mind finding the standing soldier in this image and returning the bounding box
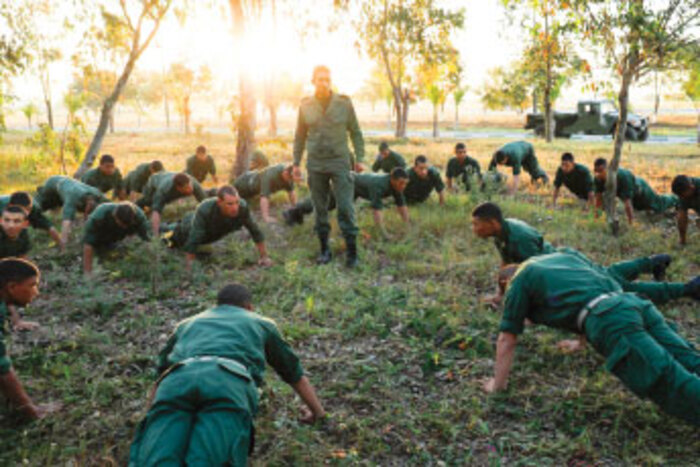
[185,145,218,185]
[293,65,365,267]
[552,152,594,210]
[446,142,481,192]
[81,154,127,200]
[372,142,406,173]
[129,283,326,465]
[488,140,549,194]
[233,163,298,223]
[671,175,699,245]
[404,155,445,205]
[124,160,165,200]
[0,192,63,250]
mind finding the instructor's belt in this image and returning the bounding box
[576,292,620,332]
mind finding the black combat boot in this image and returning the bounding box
[345,236,358,268]
[316,234,332,264]
[684,276,700,301]
[283,207,304,226]
[650,254,672,281]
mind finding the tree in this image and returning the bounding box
[359,65,394,129]
[74,0,173,178]
[36,48,62,130]
[481,65,532,113]
[357,0,465,138]
[21,102,37,129]
[682,56,700,145]
[166,63,194,134]
[418,50,459,138]
[567,0,700,235]
[261,71,303,137]
[0,2,33,138]
[72,66,117,130]
[123,70,165,128]
[450,65,466,130]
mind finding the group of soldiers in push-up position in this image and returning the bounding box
[0,65,698,465]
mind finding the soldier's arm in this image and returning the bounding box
[292,107,308,167]
[347,101,365,164]
[209,158,218,184]
[484,332,518,393]
[471,159,482,177]
[136,210,151,242]
[552,187,560,206]
[287,190,297,206]
[259,174,275,223]
[193,181,206,202]
[510,174,520,195]
[83,244,94,275]
[624,199,634,224]
[395,193,409,223]
[487,155,498,171]
[372,157,381,172]
[60,220,72,246]
[677,208,689,245]
[242,210,271,264]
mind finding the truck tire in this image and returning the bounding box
[638,128,649,141]
[624,126,639,141]
[534,125,545,137]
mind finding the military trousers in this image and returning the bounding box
[632,178,679,213]
[607,257,685,305]
[584,293,700,426]
[308,169,357,238]
[522,155,549,183]
[129,358,258,466]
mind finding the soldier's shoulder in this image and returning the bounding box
[428,166,442,175]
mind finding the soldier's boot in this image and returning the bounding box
[283,207,305,226]
[684,276,700,301]
[651,254,672,281]
[345,236,358,268]
[316,234,332,265]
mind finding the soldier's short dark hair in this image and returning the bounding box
[561,153,574,162]
[672,175,693,196]
[114,203,138,226]
[455,142,466,151]
[150,160,164,172]
[379,142,389,151]
[8,191,32,209]
[2,205,27,218]
[217,283,252,307]
[390,167,409,180]
[196,145,206,154]
[312,65,330,80]
[594,158,607,169]
[99,154,115,165]
[174,173,191,187]
[494,151,507,164]
[472,202,504,224]
[0,258,39,288]
[414,155,428,165]
[217,185,238,199]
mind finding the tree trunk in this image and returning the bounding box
[454,103,459,131]
[232,73,256,178]
[532,90,538,114]
[44,99,54,130]
[268,103,277,136]
[696,109,699,145]
[184,95,191,135]
[109,113,115,133]
[544,5,553,143]
[164,90,170,129]
[432,103,438,138]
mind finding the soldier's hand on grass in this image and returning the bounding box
[482,378,499,394]
[292,166,302,180]
[33,401,63,420]
[258,256,273,267]
[354,163,365,173]
[264,216,278,224]
[557,339,585,353]
[14,320,40,332]
[299,406,317,424]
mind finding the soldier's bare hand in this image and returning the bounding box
[354,163,365,173]
[35,401,63,419]
[557,339,585,353]
[258,256,273,267]
[14,320,40,332]
[299,406,316,424]
[292,166,302,180]
[482,378,497,393]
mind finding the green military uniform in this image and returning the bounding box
[404,167,445,204]
[595,168,678,213]
[0,302,12,376]
[605,256,686,305]
[80,167,124,196]
[446,155,481,190]
[293,92,365,240]
[0,228,30,258]
[372,150,406,173]
[36,176,108,221]
[129,304,304,465]
[0,195,53,231]
[136,172,206,214]
[164,198,264,254]
[488,141,548,183]
[495,218,555,264]
[249,149,269,171]
[124,163,157,195]
[554,163,593,200]
[502,251,700,426]
[678,177,700,214]
[233,164,294,200]
[185,155,217,183]
[82,203,150,250]
[594,167,636,203]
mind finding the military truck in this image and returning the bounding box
[525,100,650,141]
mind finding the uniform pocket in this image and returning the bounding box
[605,335,665,397]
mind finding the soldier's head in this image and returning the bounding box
[150,160,165,174]
[1,206,29,240]
[672,175,696,200]
[216,185,240,218]
[560,153,575,174]
[593,158,608,181]
[0,258,40,307]
[471,202,504,239]
[195,145,207,161]
[312,65,331,97]
[99,154,116,176]
[390,167,409,192]
[113,202,139,228]
[498,264,519,295]
[281,165,296,183]
[413,155,430,179]
[455,142,467,160]
[494,150,508,165]
[250,149,269,171]
[8,191,33,213]
[174,173,193,195]
[379,142,390,158]
[217,283,253,310]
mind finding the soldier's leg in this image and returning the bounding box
[607,257,653,281]
[331,170,359,266]
[621,281,686,305]
[308,171,332,238]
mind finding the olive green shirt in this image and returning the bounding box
[37,176,108,221]
[0,228,30,258]
[446,156,482,190]
[554,163,594,200]
[173,198,264,254]
[157,304,304,387]
[293,92,365,172]
[594,167,636,201]
[124,163,157,194]
[0,302,11,374]
[679,177,700,213]
[404,167,445,204]
[495,218,555,264]
[185,155,217,183]
[82,203,150,249]
[0,195,53,231]
[137,172,206,214]
[81,167,124,195]
[372,150,406,173]
[488,141,535,176]
[354,173,406,210]
[501,251,622,336]
[234,164,294,199]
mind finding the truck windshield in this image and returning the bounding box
[600,101,617,114]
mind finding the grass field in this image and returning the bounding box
[0,129,698,465]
